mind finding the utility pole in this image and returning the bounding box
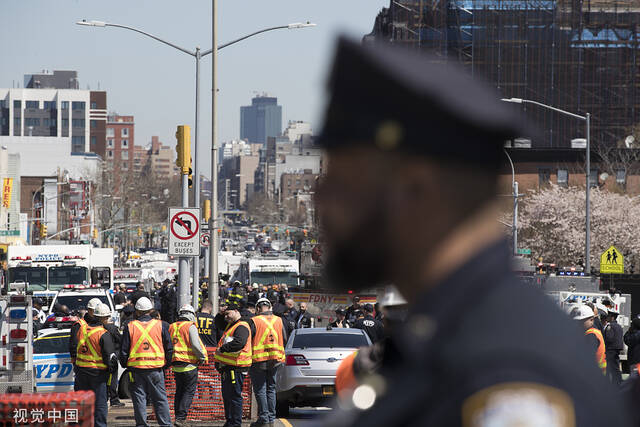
[176,125,192,308]
[209,0,219,314]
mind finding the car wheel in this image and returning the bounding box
[276,400,289,418]
[118,369,131,399]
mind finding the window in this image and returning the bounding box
[13,100,21,109]
[122,162,128,170]
[557,169,568,187]
[107,150,113,158]
[72,136,85,150]
[616,169,627,185]
[90,101,97,109]
[72,101,85,110]
[107,139,114,148]
[121,128,129,137]
[90,120,97,129]
[43,118,56,127]
[72,119,85,127]
[61,118,69,128]
[13,118,20,129]
[61,101,69,109]
[25,101,39,109]
[24,118,40,126]
[122,139,128,148]
[106,127,114,137]
[43,101,56,110]
[121,151,129,160]
[589,169,598,188]
[291,332,369,349]
[538,168,551,186]
[90,136,97,147]
[34,331,69,354]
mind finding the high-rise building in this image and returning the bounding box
[367,0,640,148]
[106,113,135,179]
[240,95,282,145]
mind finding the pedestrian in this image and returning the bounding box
[571,305,607,374]
[294,302,312,329]
[73,303,118,427]
[345,296,361,324]
[151,281,162,311]
[101,310,124,408]
[249,298,287,427]
[316,38,629,426]
[113,284,127,306]
[604,307,624,385]
[373,303,383,322]
[624,317,640,373]
[215,300,229,340]
[129,282,149,306]
[215,302,252,427]
[119,297,173,427]
[170,304,208,427]
[196,299,219,348]
[281,298,298,333]
[160,280,178,324]
[32,298,47,324]
[353,304,384,343]
[330,308,351,328]
[69,298,102,357]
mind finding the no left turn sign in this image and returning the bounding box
[168,207,201,256]
[201,232,210,247]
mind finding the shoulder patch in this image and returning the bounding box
[462,382,575,427]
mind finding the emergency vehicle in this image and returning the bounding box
[33,328,74,392]
[0,294,34,393]
[6,245,114,309]
[237,255,300,287]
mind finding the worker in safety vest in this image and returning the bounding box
[169,304,208,427]
[571,304,607,374]
[248,298,288,427]
[214,302,252,427]
[69,297,102,361]
[74,303,117,427]
[119,297,173,427]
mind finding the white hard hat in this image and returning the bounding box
[570,305,594,321]
[135,297,153,311]
[87,298,102,311]
[179,304,195,315]
[596,303,609,316]
[252,283,259,289]
[608,306,620,315]
[255,298,272,309]
[94,303,112,317]
[377,285,407,308]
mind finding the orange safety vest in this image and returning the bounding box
[214,320,252,367]
[127,319,165,369]
[335,350,358,397]
[76,323,107,370]
[251,314,285,363]
[169,320,208,364]
[586,327,607,374]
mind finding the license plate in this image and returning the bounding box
[322,385,335,396]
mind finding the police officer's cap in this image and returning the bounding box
[318,37,522,169]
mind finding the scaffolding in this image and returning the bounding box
[376,0,640,148]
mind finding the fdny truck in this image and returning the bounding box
[5,245,114,310]
[0,294,34,393]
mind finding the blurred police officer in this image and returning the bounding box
[214,302,252,427]
[353,304,384,344]
[74,303,118,427]
[170,304,208,427]
[316,38,631,426]
[120,297,173,427]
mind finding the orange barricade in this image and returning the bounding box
[163,349,252,422]
[0,390,94,426]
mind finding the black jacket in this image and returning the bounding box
[196,312,218,347]
[322,241,631,427]
[604,320,624,351]
[625,329,640,365]
[295,311,312,329]
[119,314,173,370]
[353,315,384,344]
[103,322,122,353]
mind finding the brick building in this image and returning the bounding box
[280,170,318,202]
[105,114,134,182]
[133,136,178,181]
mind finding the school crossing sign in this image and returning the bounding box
[600,245,624,274]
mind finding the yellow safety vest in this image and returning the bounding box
[252,314,285,362]
[214,321,252,367]
[127,319,165,369]
[170,320,208,369]
[76,323,107,370]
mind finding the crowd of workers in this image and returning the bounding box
[63,278,388,427]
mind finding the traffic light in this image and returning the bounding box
[40,224,47,238]
[147,227,153,234]
[188,163,193,188]
[92,228,98,239]
[161,225,167,232]
[175,125,191,175]
[303,229,308,237]
[203,200,211,222]
[137,227,142,237]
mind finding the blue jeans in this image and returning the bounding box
[74,369,108,427]
[221,369,245,427]
[130,369,172,427]
[250,366,277,423]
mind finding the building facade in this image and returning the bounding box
[280,170,318,202]
[133,136,179,181]
[106,114,135,178]
[240,95,282,145]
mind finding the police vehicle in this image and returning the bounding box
[47,288,119,328]
[33,328,74,392]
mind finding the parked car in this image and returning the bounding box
[276,327,371,416]
[33,328,74,392]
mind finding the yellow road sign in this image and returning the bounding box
[600,246,624,274]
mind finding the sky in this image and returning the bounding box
[0,0,388,179]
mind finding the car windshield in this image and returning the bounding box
[251,272,298,287]
[8,267,47,292]
[292,333,369,349]
[55,295,108,314]
[34,332,70,354]
[48,266,88,290]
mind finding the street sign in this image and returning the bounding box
[517,248,531,255]
[168,207,201,257]
[600,245,624,274]
[0,230,19,236]
[200,232,210,247]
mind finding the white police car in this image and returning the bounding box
[33,328,74,392]
[47,288,119,328]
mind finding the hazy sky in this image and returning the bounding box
[0,0,388,178]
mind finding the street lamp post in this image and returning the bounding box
[77,18,316,307]
[501,98,591,273]
[503,149,519,256]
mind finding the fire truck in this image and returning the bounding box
[0,293,34,393]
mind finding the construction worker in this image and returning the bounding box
[74,303,118,427]
[249,298,288,427]
[214,302,252,427]
[69,297,102,358]
[571,304,607,374]
[119,296,173,427]
[170,304,208,427]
